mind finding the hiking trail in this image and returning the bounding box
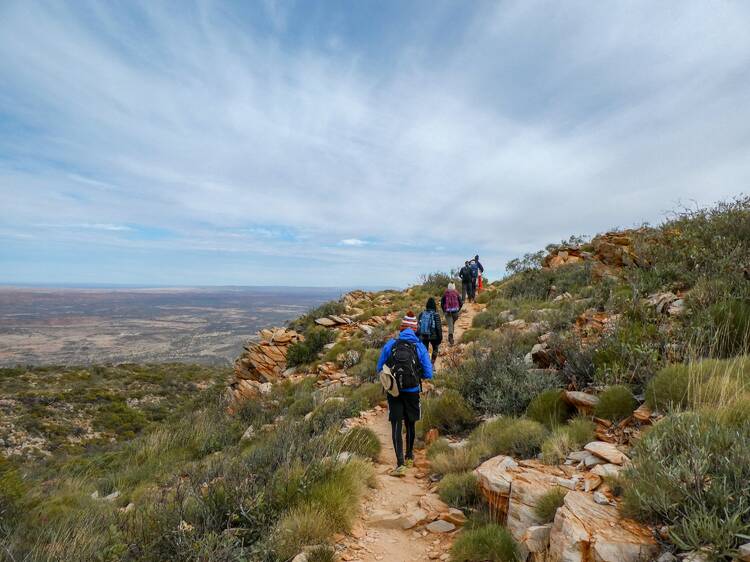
[338,302,481,562]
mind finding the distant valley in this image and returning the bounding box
[0,286,344,366]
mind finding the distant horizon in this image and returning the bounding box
[0,282,394,291]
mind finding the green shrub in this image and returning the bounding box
[594,385,637,422]
[334,427,381,461]
[622,411,750,557]
[526,390,572,428]
[471,418,547,459]
[438,471,481,510]
[534,487,567,523]
[644,363,690,410]
[566,416,596,446]
[452,347,562,416]
[419,271,456,295]
[348,382,384,412]
[645,356,750,412]
[472,310,503,330]
[271,504,335,560]
[431,447,481,476]
[306,459,372,531]
[349,348,381,379]
[421,390,475,434]
[540,417,595,465]
[288,395,315,417]
[450,523,519,562]
[709,299,750,358]
[427,437,452,460]
[92,401,148,439]
[286,327,336,367]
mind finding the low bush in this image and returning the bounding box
[287,326,336,367]
[533,487,567,523]
[540,417,595,464]
[290,300,347,331]
[450,523,519,562]
[421,390,475,434]
[271,504,335,560]
[333,427,381,461]
[419,271,456,295]
[645,356,750,412]
[622,411,750,557]
[348,383,384,413]
[708,298,750,358]
[427,438,452,460]
[471,418,547,460]
[526,390,572,428]
[349,348,381,380]
[594,385,637,422]
[438,471,481,510]
[306,459,373,532]
[452,347,562,416]
[431,447,481,476]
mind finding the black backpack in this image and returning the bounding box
[386,340,421,390]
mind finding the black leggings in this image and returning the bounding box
[391,419,416,466]
[421,337,440,363]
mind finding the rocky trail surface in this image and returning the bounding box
[336,304,480,562]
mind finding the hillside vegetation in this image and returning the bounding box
[1,197,749,561]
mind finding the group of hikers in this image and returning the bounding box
[377,255,484,477]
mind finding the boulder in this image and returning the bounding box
[548,491,657,562]
[591,464,622,479]
[564,391,599,414]
[584,442,629,465]
[315,317,337,327]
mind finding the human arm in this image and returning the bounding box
[416,341,433,380]
[376,340,395,371]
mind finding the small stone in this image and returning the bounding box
[737,543,750,562]
[656,553,678,562]
[593,491,612,505]
[440,508,467,527]
[240,425,255,441]
[426,520,455,533]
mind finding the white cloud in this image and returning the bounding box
[339,238,369,247]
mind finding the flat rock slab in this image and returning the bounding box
[564,391,599,410]
[315,317,337,327]
[426,520,455,533]
[585,441,628,465]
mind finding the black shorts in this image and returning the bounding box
[387,392,421,423]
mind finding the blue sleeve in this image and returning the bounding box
[416,341,433,380]
[377,340,395,371]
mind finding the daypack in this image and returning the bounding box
[470,261,479,278]
[444,290,460,312]
[386,340,421,390]
[418,310,437,339]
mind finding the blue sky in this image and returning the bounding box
[1,1,750,287]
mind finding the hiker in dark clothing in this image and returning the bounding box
[459,261,473,302]
[441,282,463,345]
[377,312,433,477]
[470,255,484,301]
[417,297,442,363]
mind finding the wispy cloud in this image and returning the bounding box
[1,1,749,285]
[339,239,370,247]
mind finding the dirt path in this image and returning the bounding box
[337,303,481,562]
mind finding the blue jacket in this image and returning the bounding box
[377,328,433,393]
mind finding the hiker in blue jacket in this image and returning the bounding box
[377,311,433,477]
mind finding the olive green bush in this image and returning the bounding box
[533,487,567,523]
[450,523,519,562]
[526,390,573,428]
[594,385,637,422]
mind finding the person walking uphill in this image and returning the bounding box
[417,298,442,364]
[459,261,473,303]
[377,312,433,477]
[441,282,463,345]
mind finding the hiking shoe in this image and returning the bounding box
[404,458,414,468]
[390,465,408,477]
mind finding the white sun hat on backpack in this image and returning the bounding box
[379,364,399,397]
